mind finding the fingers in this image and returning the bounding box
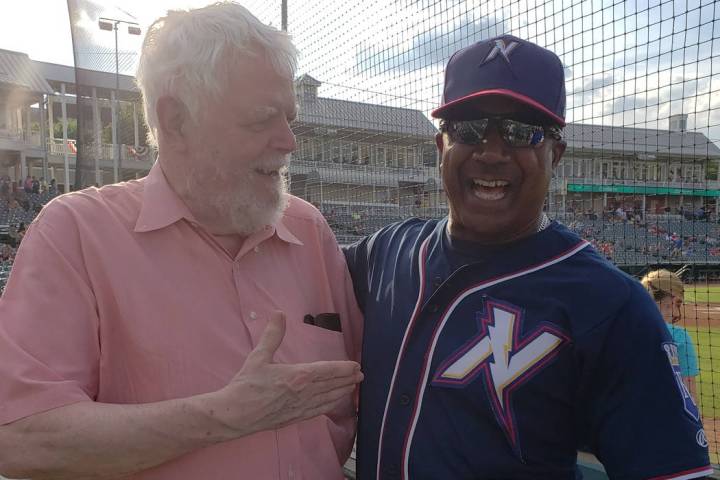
[301,360,361,381]
[310,369,364,394]
[245,310,286,368]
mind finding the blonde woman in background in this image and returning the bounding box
[641,269,700,401]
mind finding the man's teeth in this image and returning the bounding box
[471,178,509,200]
[472,179,509,187]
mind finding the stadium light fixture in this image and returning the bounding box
[98,17,141,184]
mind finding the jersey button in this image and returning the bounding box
[399,394,411,406]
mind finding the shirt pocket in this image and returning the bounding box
[281,319,350,363]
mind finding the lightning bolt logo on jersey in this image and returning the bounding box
[432,299,570,452]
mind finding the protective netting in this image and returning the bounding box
[292,2,720,464]
[1,0,720,467]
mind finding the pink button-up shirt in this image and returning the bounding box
[0,163,363,479]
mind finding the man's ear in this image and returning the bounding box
[435,132,444,154]
[156,96,190,151]
[551,140,566,168]
[435,132,445,173]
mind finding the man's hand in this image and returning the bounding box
[208,311,363,438]
[0,311,361,480]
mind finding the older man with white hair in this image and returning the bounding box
[0,3,363,479]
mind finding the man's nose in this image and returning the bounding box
[270,120,297,153]
[471,124,510,161]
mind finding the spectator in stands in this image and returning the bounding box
[39,177,47,194]
[23,175,32,194]
[0,4,362,480]
[13,184,27,210]
[0,244,12,262]
[0,176,9,199]
[30,176,39,194]
[48,178,57,195]
[615,205,626,222]
[641,269,700,403]
[344,35,710,478]
[14,223,25,244]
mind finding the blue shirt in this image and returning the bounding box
[667,324,700,377]
[345,218,710,480]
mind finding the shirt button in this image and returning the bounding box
[399,394,411,406]
[253,246,260,253]
[249,311,257,320]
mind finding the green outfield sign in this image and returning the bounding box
[567,184,720,197]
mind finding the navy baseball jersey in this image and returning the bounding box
[344,218,711,480]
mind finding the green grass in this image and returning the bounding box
[689,326,720,418]
[686,326,720,463]
[684,285,720,303]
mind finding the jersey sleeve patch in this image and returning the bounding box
[663,342,700,422]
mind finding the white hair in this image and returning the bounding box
[136,1,298,146]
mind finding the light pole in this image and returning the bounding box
[99,17,141,184]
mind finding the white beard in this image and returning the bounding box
[223,169,289,235]
[180,155,290,236]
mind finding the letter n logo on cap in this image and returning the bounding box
[482,39,520,65]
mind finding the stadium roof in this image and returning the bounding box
[564,123,720,158]
[0,49,53,95]
[34,60,138,94]
[295,75,437,138]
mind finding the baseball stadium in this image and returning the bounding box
[2,0,720,478]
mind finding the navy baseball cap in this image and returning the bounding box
[432,35,566,126]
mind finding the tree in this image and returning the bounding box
[102,103,148,146]
[53,118,77,140]
[706,160,718,181]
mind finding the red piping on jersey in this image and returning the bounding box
[375,235,431,480]
[646,465,714,480]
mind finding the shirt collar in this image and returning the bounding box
[273,215,304,246]
[134,161,197,233]
[135,162,304,247]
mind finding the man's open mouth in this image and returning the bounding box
[254,166,286,178]
[470,178,510,201]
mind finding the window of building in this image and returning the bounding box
[310,138,322,162]
[328,141,341,163]
[375,146,387,167]
[406,147,417,168]
[0,102,7,130]
[341,142,353,164]
[636,164,647,181]
[694,164,703,182]
[397,147,407,168]
[386,146,398,168]
[358,143,370,165]
[296,137,310,161]
[422,145,436,167]
[612,161,624,180]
